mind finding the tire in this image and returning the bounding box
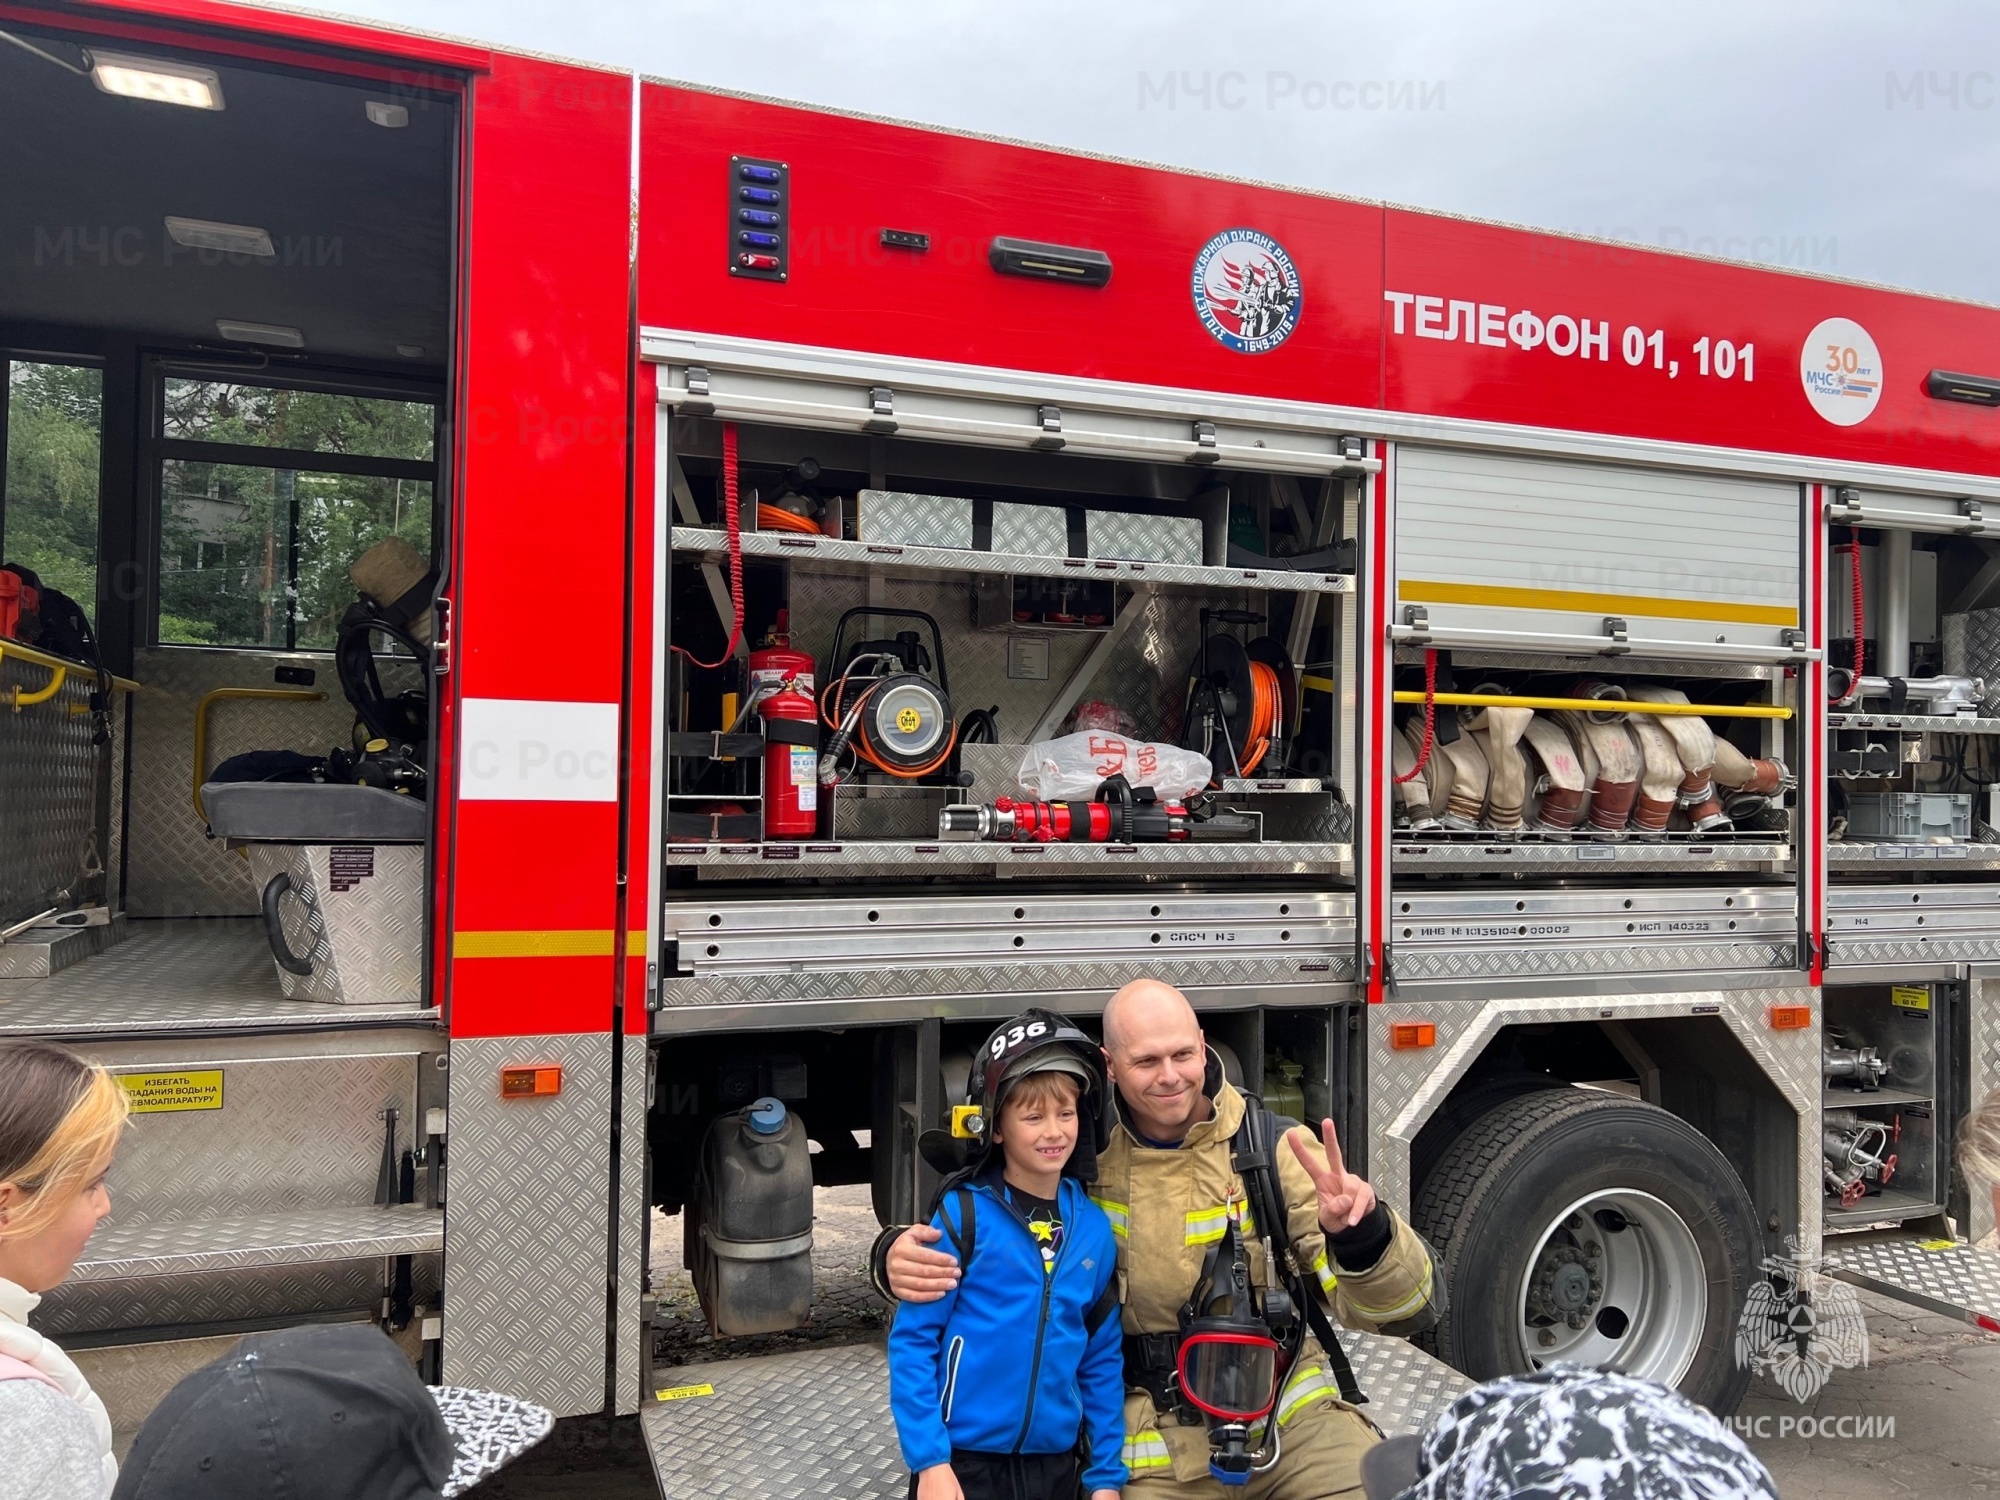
[1412,1087,1758,1413]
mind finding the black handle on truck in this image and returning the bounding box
[261,872,315,976]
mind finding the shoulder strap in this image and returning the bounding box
[1085,1278,1119,1336]
[1231,1102,1366,1407]
[939,1184,977,1270]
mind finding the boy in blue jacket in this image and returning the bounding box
[889,1011,1125,1500]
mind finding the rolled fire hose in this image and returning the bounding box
[1468,690,1534,831]
[1403,718,1454,824]
[1559,682,1641,833]
[1628,686,1731,831]
[1392,724,1441,831]
[1628,715,1687,837]
[1711,737,1795,797]
[1520,715,1589,831]
[1436,727,1490,831]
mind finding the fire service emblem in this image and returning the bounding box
[1192,229,1302,354]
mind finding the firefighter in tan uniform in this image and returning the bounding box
[884,979,1441,1499]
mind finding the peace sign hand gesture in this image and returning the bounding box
[1287,1117,1378,1234]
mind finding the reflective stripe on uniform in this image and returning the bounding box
[1092,1198,1130,1238]
[1123,1430,1172,1469]
[1275,1363,1333,1426]
[1308,1248,1337,1293]
[1341,1264,1434,1325]
[1183,1200,1257,1246]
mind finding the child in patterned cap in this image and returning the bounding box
[1360,1366,1778,1499]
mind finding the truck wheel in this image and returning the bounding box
[1412,1087,1757,1412]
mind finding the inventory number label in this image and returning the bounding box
[117,1070,223,1114]
[1413,924,1572,939]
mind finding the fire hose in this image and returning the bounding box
[1520,716,1589,831]
[1628,715,1686,836]
[1467,687,1533,831]
[1628,687,1730,831]
[1559,682,1641,833]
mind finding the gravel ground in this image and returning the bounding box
[471,1188,2000,1498]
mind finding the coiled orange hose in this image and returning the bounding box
[1395,649,1438,784]
[1240,658,1280,776]
[756,504,823,535]
[820,673,960,780]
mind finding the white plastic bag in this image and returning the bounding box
[1017,733,1212,800]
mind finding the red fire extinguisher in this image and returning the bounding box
[760,678,820,839]
[749,610,814,701]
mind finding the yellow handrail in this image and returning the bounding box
[1393,690,1790,721]
[0,638,140,694]
[192,687,329,821]
[10,661,64,711]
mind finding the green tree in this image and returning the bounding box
[4,361,102,612]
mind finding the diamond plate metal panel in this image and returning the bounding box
[854,489,974,549]
[125,647,416,918]
[35,1256,439,1338]
[241,844,424,1005]
[1392,943,1795,981]
[445,1031,615,1418]
[616,1030,649,1416]
[656,954,1354,1014]
[71,1334,256,1443]
[0,917,433,1036]
[1826,884,2000,966]
[1367,987,1822,1257]
[1941,607,2000,712]
[83,1045,421,1221]
[642,1334,1467,1500]
[69,1205,440,1281]
[671,840,1353,881]
[0,648,112,926]
[675,528,1348,599]
[1823,1235,2000,1329]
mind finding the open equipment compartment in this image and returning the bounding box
[658,409,1364,887]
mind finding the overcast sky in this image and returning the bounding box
[324,0,1999,306]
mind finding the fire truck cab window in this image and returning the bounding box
[154,378,437,651]
[1,359,103,623]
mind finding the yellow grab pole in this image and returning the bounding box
[1392,690,1790,721]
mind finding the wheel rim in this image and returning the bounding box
[1514,1188,1707,1387]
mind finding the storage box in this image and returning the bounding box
[856,489,974,550]
[1087,508,1203,565]
[990,501,1069,558]
[1844,792,1971,841]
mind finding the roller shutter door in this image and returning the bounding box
[1395,446,1802,657]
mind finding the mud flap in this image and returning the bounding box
[1822,1231,2000,1336]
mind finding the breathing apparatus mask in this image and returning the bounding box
[1176,1213,1300,1485]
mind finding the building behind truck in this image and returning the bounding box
[1,1,1998,1493]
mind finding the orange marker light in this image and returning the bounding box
[1391,1021,1436,1051]
[500,1065,563,1098]
[1768,1006,1813,1032]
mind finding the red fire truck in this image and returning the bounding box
[3,1,1998,1491]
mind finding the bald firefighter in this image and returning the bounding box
[880,980,1442,1498]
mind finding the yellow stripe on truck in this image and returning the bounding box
[453,929,650,958]
[1397,578,1798,628]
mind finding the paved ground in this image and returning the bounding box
[472,1188,2000,1498]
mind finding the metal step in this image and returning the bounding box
[70,1205,441,1283]
[0,915,126,980]
[1822,1231,2000,1335]
[641,1334,1471,1500]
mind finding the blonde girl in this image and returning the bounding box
[0,1041,129,1499]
